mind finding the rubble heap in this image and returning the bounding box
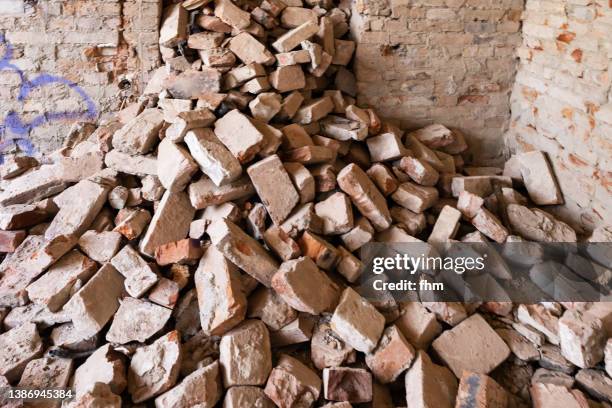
[0,0,611,407]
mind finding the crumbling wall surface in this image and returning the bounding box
[350,0,524,165]
[506,0,612,232]
[0,0,161,153]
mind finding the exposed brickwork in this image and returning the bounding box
[506,0,612,232]
[0,0,161,152]
[350,0,524,165]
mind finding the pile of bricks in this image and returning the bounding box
[0,0,611,407]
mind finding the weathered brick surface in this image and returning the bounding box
[0,0,161,152]
[351,0,523,164]
[506,0,612,232]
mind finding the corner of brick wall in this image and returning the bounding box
[0,0,161,153]
[350,0,524,166]
[506,0,611,233]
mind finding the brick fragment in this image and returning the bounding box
[410,124,455,148]
[139,190,195,257]
[507,204,577,243]
[64,264,125,337]
[195,246,247,335]
[457,190,484,219]
[229,32,275,65]
[0,202,53,230]
[336,246,363,282]
[272,20,319,52]
[165,108,217,141]
[398,156,440,186]
[332,39,355,65]
[111,244,158,298]
[365,325,415,383]
[215,109,265,164]
[224,386,275,408]
[148,278,180,309]
[154,239,202,266]
[0,154,103,207]
[164,69,222,99]
[45,178,112,240]
[189,176,255,209]
[390,206,426,236]
[340,217,374,252]
[65,383,121,407]
[338,164,391,231]
[531,383,589,408]
[323,367,372,403]
[263,225,301,261]
[128,331,181,403]
[112,109,163,155]
[157,138,199,192]
[281,6,317,27]
[184,128,242,187]
[74,344,126,396]
[248,286,297,330]
[0,234,77,306]
[331,287,385,353]
[366,164,398,196]
[559,309,607,368]
[366,133,405,162]
[159,3,188,47]
[106,298,171,344]
[215,0,251,29]
[208,219,279,287]
[428,205,461,243]
[247,155,300,224]
[0,229,26,252]
[0,323,43,382]
[278,91,304,120]
[264,354,321,406]
[282,145,335,164]
[321,115,368,141]
[518,304,561,347]
[0,155,38,180]
[315,192,354,235]
[298,231,339,271]
[404,351,458,408]
[249,92,282,122]
[269,65,306,92]
[471,207,508,243]
[432,313,510,377]
[155,361,221,408]
[496,329,540,361]
[284,162,315,204]
[276,49,311,65]
[113,208,151,240]
[455,372,509,408]
[26,250,97,312]
[293,97,334,124]
[104,150,157,177]
[219,319,272,386]
[17,356,73,404]
[311,316,354,369]
[391,182,439,213]
[517,151,563,205]
[270,315,315,347]
[272,256,339,315]
[394,301,442,349]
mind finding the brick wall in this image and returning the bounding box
[350,0,524,165]
[506,0,611,233]
[0,0,161,153]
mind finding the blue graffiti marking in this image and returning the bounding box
[0,33,98,163]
